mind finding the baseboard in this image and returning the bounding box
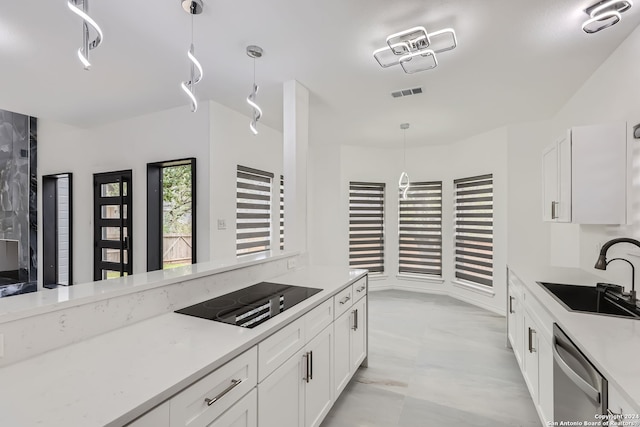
[368,283,394,291]
[394,282,448,295]
[450,291,504,316]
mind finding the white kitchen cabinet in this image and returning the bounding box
[542,131,571,222]
[333,280,368,397]
[350,296,367,372]
[523,310,539,401]
[507,276,524,369]
[542,122,627,224]
[304,325,334,427]
[258,324,333,427]
[507,269,554,427]
[209,389,257,427]
[170,347,257,427]
[258,347,305,427]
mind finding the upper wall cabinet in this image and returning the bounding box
[542,122,627,224]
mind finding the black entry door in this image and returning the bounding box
[93,170,132,281]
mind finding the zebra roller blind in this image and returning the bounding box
[279,175,284,251]
[398,181,442,276]
[454,174,494,287]
[349,182,385,274]
[236,165,274,256]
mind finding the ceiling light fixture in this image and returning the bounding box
[67,0,103,70]
[373,26,457,74]
[399,123,410,200]
[246,45,264,135]
[180,0,204,113]
[582,0,633,33]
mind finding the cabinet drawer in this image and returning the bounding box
[258,317,305,382]
[334,286,353,319]
[208,388,257,427]
[352,277,367,302]
[170,346,257,427]
[305,299,333,342]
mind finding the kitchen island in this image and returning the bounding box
[0,262,367,427]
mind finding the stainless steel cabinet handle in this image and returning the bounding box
[339,295,351,305]
[552,337,601,404]
[352,309,358,331]
[509,296,515,314]
[309,351,313,381]
[304,352,311,383]
[551,201,558,219]
[528,327,537,353]
[204,378,243,406]
[356,285,366,293]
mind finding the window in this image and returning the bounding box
[237,165,274,256]
[398,181,442,276]
[147,158,196,272]
[279,175,284,251]
[349,182,385,274]
[454,174,494,287]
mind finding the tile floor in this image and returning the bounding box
[321,290,541,427]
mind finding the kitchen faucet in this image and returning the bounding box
[594,238,639,305]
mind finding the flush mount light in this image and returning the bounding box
[246,45,264,135]
[180,0,204,112]
[67,0,103,70]
[373,26,457,74]
[582,0,633,33]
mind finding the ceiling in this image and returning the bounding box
[0,0,638,147]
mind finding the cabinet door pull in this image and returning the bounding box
[551,201,558,219]
[339,295,351,305]
[352,309,358,331]
[304,352,311,383]
[309,351,313,381]
[204,378,243,406]
[356,284,366,293]
[528,327,537,353]
[509,296,515,314]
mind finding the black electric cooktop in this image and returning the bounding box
[175,282,322,328]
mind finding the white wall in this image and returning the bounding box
[209,101,284,260]
[309,127,509,314]
[39,100,284,285]
[549,24,640,289]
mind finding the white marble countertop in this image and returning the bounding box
[0,251,297,323]
[509,263,640,413]
[0,266,366,427]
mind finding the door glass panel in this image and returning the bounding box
[101,205,127,219]
[103,270,128,280]
[101,227,127,241]
[102,248,126,263]
[162,164,193,269]
[101,183,121,197]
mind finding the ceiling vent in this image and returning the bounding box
[391,87,423,98]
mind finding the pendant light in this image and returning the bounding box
[180,0,204,113]
[399,123,410,200]
[246,45,264,135]
[67,0,103,70]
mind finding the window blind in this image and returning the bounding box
[398,181,442,276]
[236,165,274,256]
[279,175,284,251]
[349,182,385,274]
[454,173,494,287]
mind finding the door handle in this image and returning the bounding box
[552,337,601,404]
[123,236,130,250]
[309,350,313,381]
[352,309,358,331]
[551,201,557,219]
[509,296,515,314]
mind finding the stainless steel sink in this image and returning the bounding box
[538,282,640,319]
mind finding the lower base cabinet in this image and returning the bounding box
[334,294,367,397]
[210,389,257,427]
[258,324,334,427]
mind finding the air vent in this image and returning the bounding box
[391,87,423,98]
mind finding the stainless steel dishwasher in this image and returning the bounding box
[553,323,608,423]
